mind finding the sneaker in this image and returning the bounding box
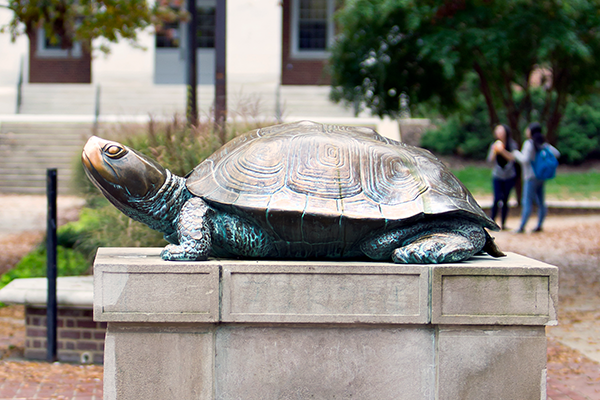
[532,227,543,233]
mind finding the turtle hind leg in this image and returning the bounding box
[393,224,487,264]
[392,232,478,264]
[360,220,488,264]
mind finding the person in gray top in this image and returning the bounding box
[511,122,560,233]
[487,124,518,230]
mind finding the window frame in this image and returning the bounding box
[290,0,335,60]
[36,28,82,58]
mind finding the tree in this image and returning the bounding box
[329,0,600,144]
[0,0,179,53]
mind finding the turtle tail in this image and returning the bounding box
[482,230,506,258]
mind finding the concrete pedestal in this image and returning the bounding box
[94,248,558,400]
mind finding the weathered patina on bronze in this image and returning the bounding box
[82,120,504,263]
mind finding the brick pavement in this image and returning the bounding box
[547,338,600,400]
[0,340,596,399]
[0,360,102,400]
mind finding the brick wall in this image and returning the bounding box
[28,30,92,84]
[281,0,330,85]
[25,306,106,364]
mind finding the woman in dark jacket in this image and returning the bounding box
[487,124,518,230]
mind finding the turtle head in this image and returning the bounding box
[82,136,167,207]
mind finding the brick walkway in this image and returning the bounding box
[547,338,600,400]
[0,360,102,399]
[0,339,596,400]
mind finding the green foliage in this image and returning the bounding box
[0,244,89,290]
[557,99,600,164]
[0,0,181,53]
[330,0,600,142]
[421,99,491,159]
[422,90,600,164]
[329,0,466,117]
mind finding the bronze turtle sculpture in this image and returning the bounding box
[82,120,504,263]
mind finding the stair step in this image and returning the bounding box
[0,122,91,194]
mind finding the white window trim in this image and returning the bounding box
[36,28,82,58]
[290,0,334,60]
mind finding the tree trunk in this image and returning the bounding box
[473,61,499,129]
[546,91,565,145]
[545,65,569,145]
[500,71,522,144]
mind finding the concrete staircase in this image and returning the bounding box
[14,83,358,119]
[19,85,96,115]
[0,122,93,194]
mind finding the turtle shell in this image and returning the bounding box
[186,121,497,257]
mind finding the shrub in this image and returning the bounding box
[421,89,600,164]
[557,100,600,164]
[421,100,492,160]
[0,245,89,290]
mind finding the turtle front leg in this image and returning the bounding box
[161,197,212,261]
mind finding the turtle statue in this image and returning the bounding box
[82,120,504,264]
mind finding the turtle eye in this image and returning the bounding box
[104,145,127,159]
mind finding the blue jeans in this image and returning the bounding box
[519,178,546,231]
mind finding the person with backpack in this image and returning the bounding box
[511,122,560,233]
[487,124,519,230]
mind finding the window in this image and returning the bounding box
[155,2,215,49]
[291,0,334,59]
[36,28,82,58]
[156,21,181,48]
[197,6,215,48]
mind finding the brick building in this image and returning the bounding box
[25,0,336,86]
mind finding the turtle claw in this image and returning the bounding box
[161,244,209,261]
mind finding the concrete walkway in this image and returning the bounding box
[0,195,85,238]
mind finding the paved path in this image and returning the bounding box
[0,195,85,238]
[0,360,103,399]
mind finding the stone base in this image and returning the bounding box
[94,248,558,400]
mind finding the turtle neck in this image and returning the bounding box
[121,170,193,237]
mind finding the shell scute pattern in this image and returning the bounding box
[362,144,428,206]
[186,121,487,226]
[215,135,287,194]
[287,133,362,200]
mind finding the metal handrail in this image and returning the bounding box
[93,84,101,134]
[15,55,23,114]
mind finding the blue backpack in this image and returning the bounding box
[532,145,558,180]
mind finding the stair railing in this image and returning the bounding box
[93,84,101,135]
[15,55,24,114]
